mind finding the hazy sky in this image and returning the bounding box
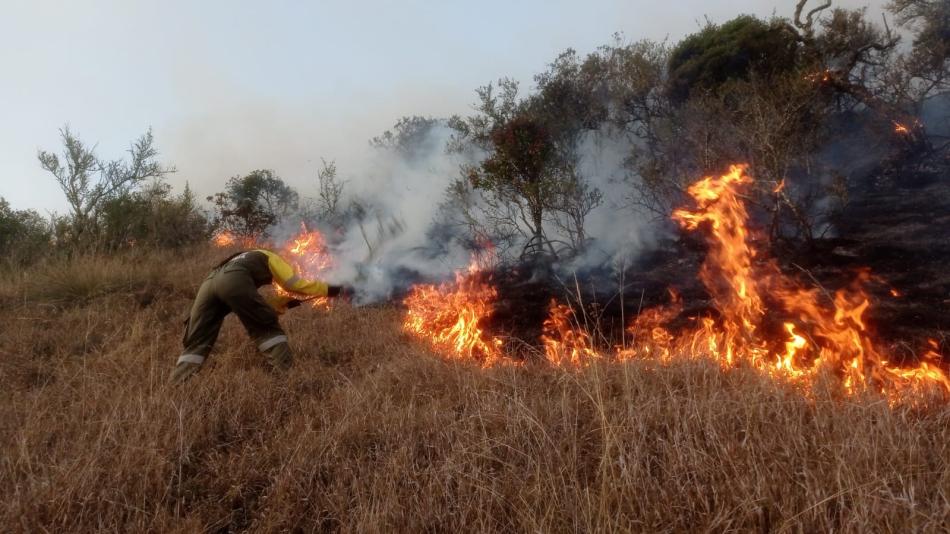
[1,0,882,213]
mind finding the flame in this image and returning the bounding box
[397,164,946,405]
[213,230,237,247]
[211,230,259,249]
[281,223,333,277]
[542,300,599,367]
[805,69,833,83]
[545,164,949,405]
[277,223,333,308]
[402,260,504,365]
[213,223,335,309]
[894,122,910,134]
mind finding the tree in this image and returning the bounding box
[316,159,345,222]
[98,181,209,249]
[792,0,950,155]
[37,126,171,248]
[210,170,298,237]
[371,116,446,158]
[449,72,605,260]
[667,15,801,103]
[470,115,563,257]
[0,197,51,266]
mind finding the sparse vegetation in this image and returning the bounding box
[4,1,950,531]
[3,244,950,532]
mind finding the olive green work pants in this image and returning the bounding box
[170,264,292,384]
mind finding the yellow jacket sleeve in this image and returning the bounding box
[257,250,329,297]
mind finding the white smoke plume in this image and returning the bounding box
[267,122,662,303]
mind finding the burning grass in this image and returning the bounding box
[3,166,950,529]
[402,165,950,407]
[3,257,950,531]
[402,261,505,366]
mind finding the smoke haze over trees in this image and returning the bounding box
[2,0,948,289]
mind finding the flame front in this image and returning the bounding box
[542,164,949,404]
[542,300,599,367]
[397,165,946,404]
[402,261,503,365]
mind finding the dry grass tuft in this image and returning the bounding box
[2,246,949,532]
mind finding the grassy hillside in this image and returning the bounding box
[2,247,949,532]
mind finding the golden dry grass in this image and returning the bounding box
[2,247,950,532]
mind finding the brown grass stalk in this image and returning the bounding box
[2,246,949,532]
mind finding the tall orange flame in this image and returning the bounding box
[213,224,335,308]
[277,223,333,308]
[542,300,599,367]
[402,259,503,365]
[399,165,946,404]
[543,164,949,404]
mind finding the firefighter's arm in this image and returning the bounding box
[263,251,330,297]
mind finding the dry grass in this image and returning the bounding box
[2,247,950,532]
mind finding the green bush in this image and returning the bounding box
[0,197,52,267]
[668,15,801,103]
[98,181,209,250]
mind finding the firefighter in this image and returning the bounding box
[169,249,349,384]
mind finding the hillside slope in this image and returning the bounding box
[2,248,950,532]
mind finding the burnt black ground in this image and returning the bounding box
[487,164,950,363]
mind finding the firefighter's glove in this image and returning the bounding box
[327,285,354,300]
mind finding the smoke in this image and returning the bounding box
[339,128,481,301]
[293,123,660,302]
[563,127,660,274]
[260,120,662,303]
[923,93,950,139]
[262,124,476,303]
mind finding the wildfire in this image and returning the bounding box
[402,259,504,365]
[894,122,910,135]
[212,230,238,247]
[399,164,946,404]
[542,300,599,367]
[211,229,259,249]
[277,223,333,308]
[212,224,335,308]
[543,164,949,404]
[281,222,333,277]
